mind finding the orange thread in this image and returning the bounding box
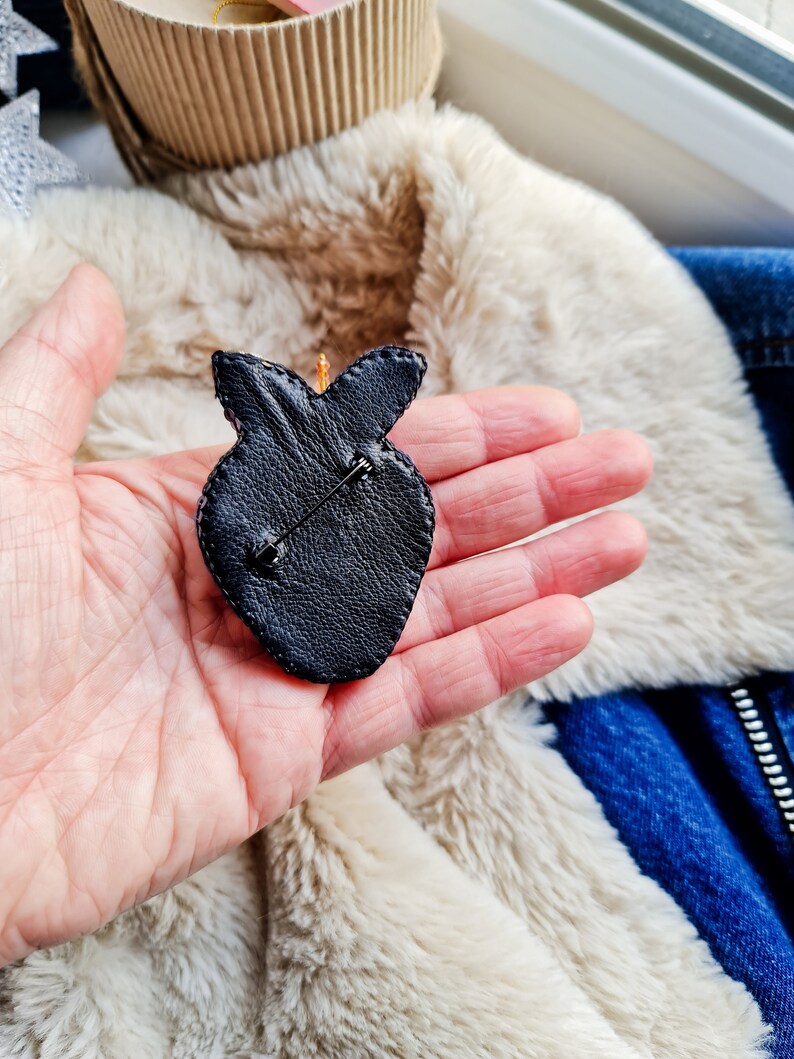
[316,352,330,393]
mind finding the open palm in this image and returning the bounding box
[0,266,651,966]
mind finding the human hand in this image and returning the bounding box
[0,265,651,965]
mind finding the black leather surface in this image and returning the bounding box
[196,347,436,683]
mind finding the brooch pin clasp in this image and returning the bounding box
[252,454,373,571]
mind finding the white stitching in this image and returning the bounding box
[195,349,435,682]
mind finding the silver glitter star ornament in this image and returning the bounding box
[0,0,57,99]
[0,91,85,219]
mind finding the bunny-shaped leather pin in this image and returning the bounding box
[196,347,435,683]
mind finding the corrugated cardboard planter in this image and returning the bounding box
[65,0,442,181]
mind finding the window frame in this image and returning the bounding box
[439,0,794,216]
[565,0,794,125]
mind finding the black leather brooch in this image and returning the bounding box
[196,346,435,683]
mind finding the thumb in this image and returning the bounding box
[0,263,125,469]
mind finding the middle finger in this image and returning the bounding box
[428,428,652,569]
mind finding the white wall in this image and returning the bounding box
[437,4,794,245]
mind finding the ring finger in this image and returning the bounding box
[398,510,646,653]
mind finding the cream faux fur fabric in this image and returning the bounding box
[1,102,793,1058]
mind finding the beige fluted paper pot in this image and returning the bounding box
[65,0,443,181]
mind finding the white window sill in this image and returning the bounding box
[438,0,794,243]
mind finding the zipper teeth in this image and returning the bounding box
[729,686,794,844]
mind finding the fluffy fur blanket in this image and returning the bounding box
[1,103,793,1058]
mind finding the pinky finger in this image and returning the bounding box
[322,595,592,779]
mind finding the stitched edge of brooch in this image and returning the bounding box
[195,347,436,684]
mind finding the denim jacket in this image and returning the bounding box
[547,248,794,1057]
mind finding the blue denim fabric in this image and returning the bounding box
[544,248,794,1057]
[672,248,794,498]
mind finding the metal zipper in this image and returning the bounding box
[729,684,794,843]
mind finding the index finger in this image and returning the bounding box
[389,386,580,483]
